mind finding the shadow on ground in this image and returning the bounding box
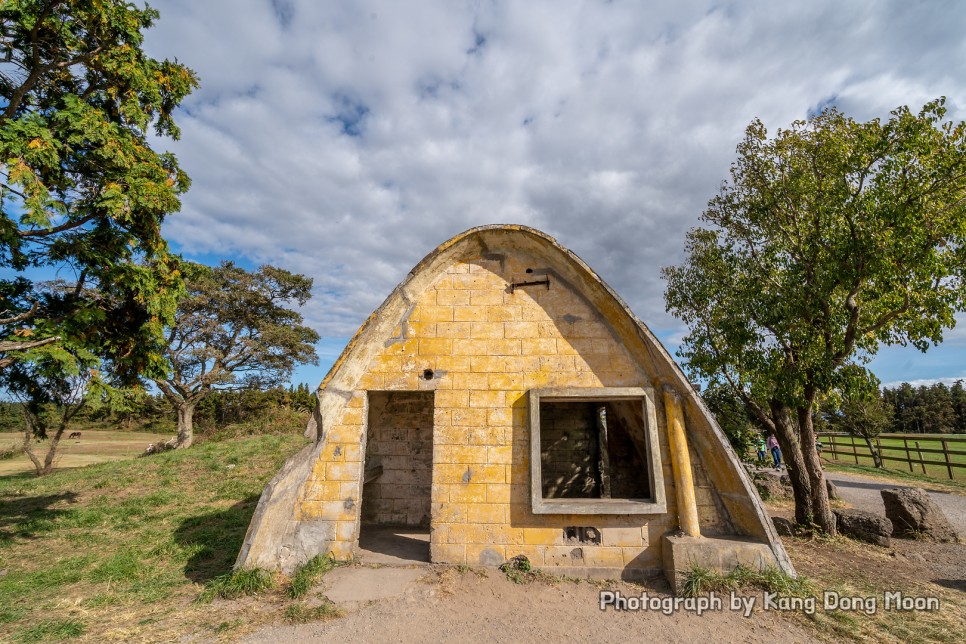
[358,524,430,565]
[173,494,259,583]
[934,578,966,592]
[0,491,77,543]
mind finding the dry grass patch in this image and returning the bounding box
[0,430,176,477]
[779,531,966,642]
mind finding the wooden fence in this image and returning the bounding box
[816,432,966,480]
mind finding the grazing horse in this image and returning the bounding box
[68,432,81,439]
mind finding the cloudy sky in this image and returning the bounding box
[142,0,966,388]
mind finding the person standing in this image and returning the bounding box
[755,436,767,466]
[766,434,782,470]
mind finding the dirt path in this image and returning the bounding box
[245,469,965,643]
[244,567,820,644]
[822,471,966,535]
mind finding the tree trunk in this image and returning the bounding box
[770,402,813,526]
[21,412,68,477]
[40,422,68,476]
[862,435,883,468]
[175,402,196,448]
[798,403,836,535]
[22,425,44,476]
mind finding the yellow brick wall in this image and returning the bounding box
[297,251,731,570]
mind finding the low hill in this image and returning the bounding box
[0,431,309,641]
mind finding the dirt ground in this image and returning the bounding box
[240,474,966,644]
[244,566,822,644]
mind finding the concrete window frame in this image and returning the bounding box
[528,387,667,515]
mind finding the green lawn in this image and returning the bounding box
[819,433,966,480]
[0,431,310,642]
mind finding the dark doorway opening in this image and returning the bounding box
[359,391,434,563]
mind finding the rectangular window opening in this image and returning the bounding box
[529,388,666,515]
[540,400,651,500]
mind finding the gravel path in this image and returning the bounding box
[823,471,966,535]
[762,467,966,535]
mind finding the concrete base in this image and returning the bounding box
[662,533,780,595]
[322,566,427,606]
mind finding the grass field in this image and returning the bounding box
[0,431,176,477]
[819,433,966,480]
[0,430,311,642]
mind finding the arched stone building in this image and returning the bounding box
[236,225,792,589]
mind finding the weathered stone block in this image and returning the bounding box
[755,476,787,500]
[826,479,839,500]
[881,487,958,541]
[833,509,892,547]
[603,527,645,547]
[469,390,505,408]
[467,543,505,566]
[466,503,506,524]
[523,527,561,545]
[771,517,794,537]
[469,321,505,339]
[436,290,470,306]
[468,289,503,306]
[431,542,465,564]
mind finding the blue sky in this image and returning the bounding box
[135,0,966,391]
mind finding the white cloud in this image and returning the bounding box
[881,377,966,390]
[141,0,966,347]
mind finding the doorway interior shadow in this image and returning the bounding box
[358,524,431,565]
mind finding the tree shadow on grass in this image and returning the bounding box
[173,494,260,583]
[0,491,77,543]
[934,578,966,592]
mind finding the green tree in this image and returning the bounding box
[882,382,917,433]
[921,383,958,433]
[701,382,763,460]
[0,0,198,379]
[154,262,320,449]
[3,346,103,475]
[951,380,966,433]
[664,99,966,533]
[820,370,889,468]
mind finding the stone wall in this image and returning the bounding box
[294,250,735,573]
[538,401,651,500]
[540,402,599,498]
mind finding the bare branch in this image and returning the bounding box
[0,301,39,325]
[0,335,60,353]
[18,212,97,238]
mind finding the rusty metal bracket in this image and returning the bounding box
[510,277,550,293]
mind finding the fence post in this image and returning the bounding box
[875,437,882,468]
[941,439,954,480]
[914,441,926,475]
[853,436,860,464]
[904,438,913,472]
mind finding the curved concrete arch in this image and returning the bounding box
[236,224,793,577]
